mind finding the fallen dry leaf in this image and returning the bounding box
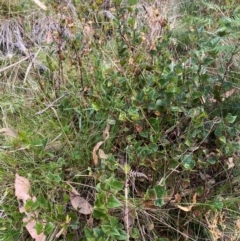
[70,186,93,215]
[98,149,108,159]
[103,123,110,140]
[46,31,53,44]
[0,128,18,138]
[32,0,47,10]
[225,157,235,169]
[83,25,95,38]
[209,88,236,103]
[235,219,240,229]
[92,141,104,166]
[15,174,46,241]
[92,123,111,166]
[143,200,155,209]
[177,193,197,212]
[15,174,31,201]
[23,216,46,241]
[174,193,181,203]
[224,88,235,98]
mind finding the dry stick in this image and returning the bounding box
[35,92,69,115]
[124,154,130,241]
[0,56,30,73]
[23,48,41,84]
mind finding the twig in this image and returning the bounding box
[123,152,132,241]
[23,48,41,84]
[0,56,30,73]
[35,92,69,115]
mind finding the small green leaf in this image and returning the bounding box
[107,118,116,125]
[106,196,122,208]
[70,222,80,230]
[154,185,166,198]
[208,196,223,211]
[166,85,180,93]
[139,130,149,138]
[225,113,237,124]
[48,173,62,183]
[131,228,140,239]
[207,156,216,164]
[93,228,105,238]
[119,111,127,121]
[116,230,128,240]
[128,107,140,120]
[156,99,165,107]
[219,136,226,144]
[148,143,158,153]
[101,225,120,236]
[37,195,48,206]
[84,227,93,238]
[123,163,131,174]
[46,56,58,71]
[210,37,221,46]
[214,124,223,137]
[109,217,119,226]
[93,208,108,220]
[182,155,195,170]
[144,189,156,200]
[44,222,55,235]
[35,223,43,235]
[127,0,138,6]
[154,198,165,207]
[95,193,106,208]
[25,199,38,212]
[216,27,227,36]
[110,178,124,192]
[91,102,100,111]
[170,106,181,112]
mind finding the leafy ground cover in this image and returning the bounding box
[0,0,240,240]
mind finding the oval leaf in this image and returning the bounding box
[182,155,195,170]
[106,196,122,208]
[225,113,237,124]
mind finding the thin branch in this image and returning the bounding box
[0,56,30,73]
[23,48,41,84]
[35,92,69,115]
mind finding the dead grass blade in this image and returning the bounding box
[92,141,104,166]
[177,193,197,212]
[32,0,47,11]
[0,56,30,73]
[92,123,111,166]
[123,205,133,237]
[23,48,41,84]
[103,123,110,140]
